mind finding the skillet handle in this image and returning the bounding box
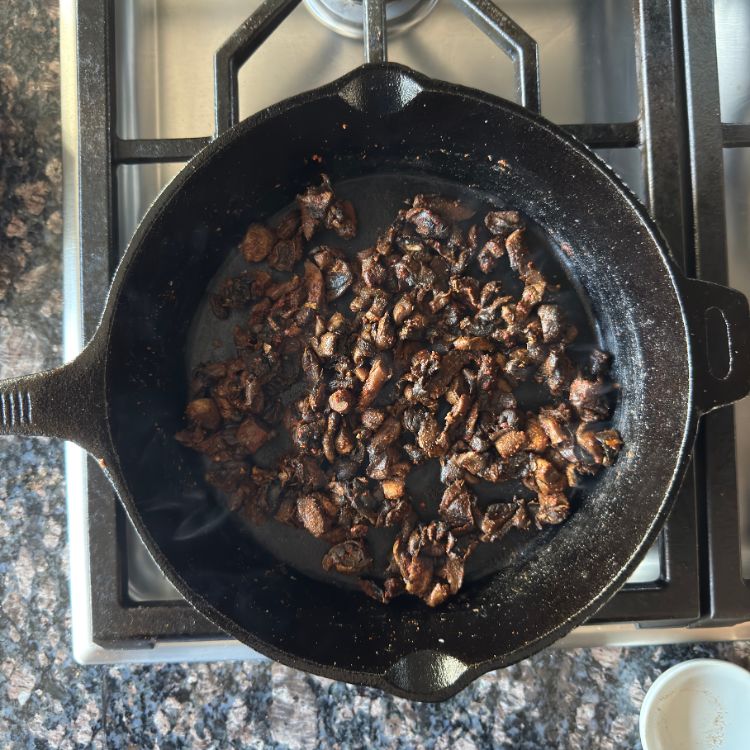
[682,278,750,414]
[0,341,109,458]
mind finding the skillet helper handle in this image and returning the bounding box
[0,343,109,458]
[381,650,471,701]
[683,278,750,414]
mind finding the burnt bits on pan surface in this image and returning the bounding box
[176,175,623,607]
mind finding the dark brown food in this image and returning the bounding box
[322,540,372,575]
[178,176,623,607]
[268,234,303,272]
[240,224,275,263]
[484,210,523,237]
[297,175,358,241]
[185,398,222,431]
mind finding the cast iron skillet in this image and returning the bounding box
[1,62,749,701]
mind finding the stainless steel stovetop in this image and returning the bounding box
[60,0,750,664]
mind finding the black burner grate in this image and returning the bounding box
[70,0,746,646]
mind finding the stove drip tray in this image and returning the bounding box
[303,0,438,38]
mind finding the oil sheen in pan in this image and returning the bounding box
[184,172,617,592]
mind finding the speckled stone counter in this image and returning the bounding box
[0,4,748,748]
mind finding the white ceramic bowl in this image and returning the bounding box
[639,659,750,750]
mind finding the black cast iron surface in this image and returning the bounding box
[2,60,748,699]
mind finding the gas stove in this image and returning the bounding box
[60,0,750,664]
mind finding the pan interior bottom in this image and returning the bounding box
[185,171,602,592]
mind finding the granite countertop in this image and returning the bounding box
[0,4,748,748]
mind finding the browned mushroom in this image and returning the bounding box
[359,356,392,409]
[240,223,275,263]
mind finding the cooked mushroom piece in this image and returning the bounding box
[325,199,357,239]
[275,210,300,240]
[240,223,275,263]
[329,389,354,414]
[325,258,354,300]
[438,481,478,533]
[484,210,522,237]
[494,429,526,459]
[505,228,529,272]
[534,492,571,525]
[271,235,303,272]
[405,207,450,239]
[359,356,392,409]
[297,175,334,240]
[481,502,518,542]
[185,398,221,431]
[303,260,325,312]
[477,238,505,274]
[297,494,331,538]
[322,540,373,575]
[537,304,564,343]
[236,417,273,454]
